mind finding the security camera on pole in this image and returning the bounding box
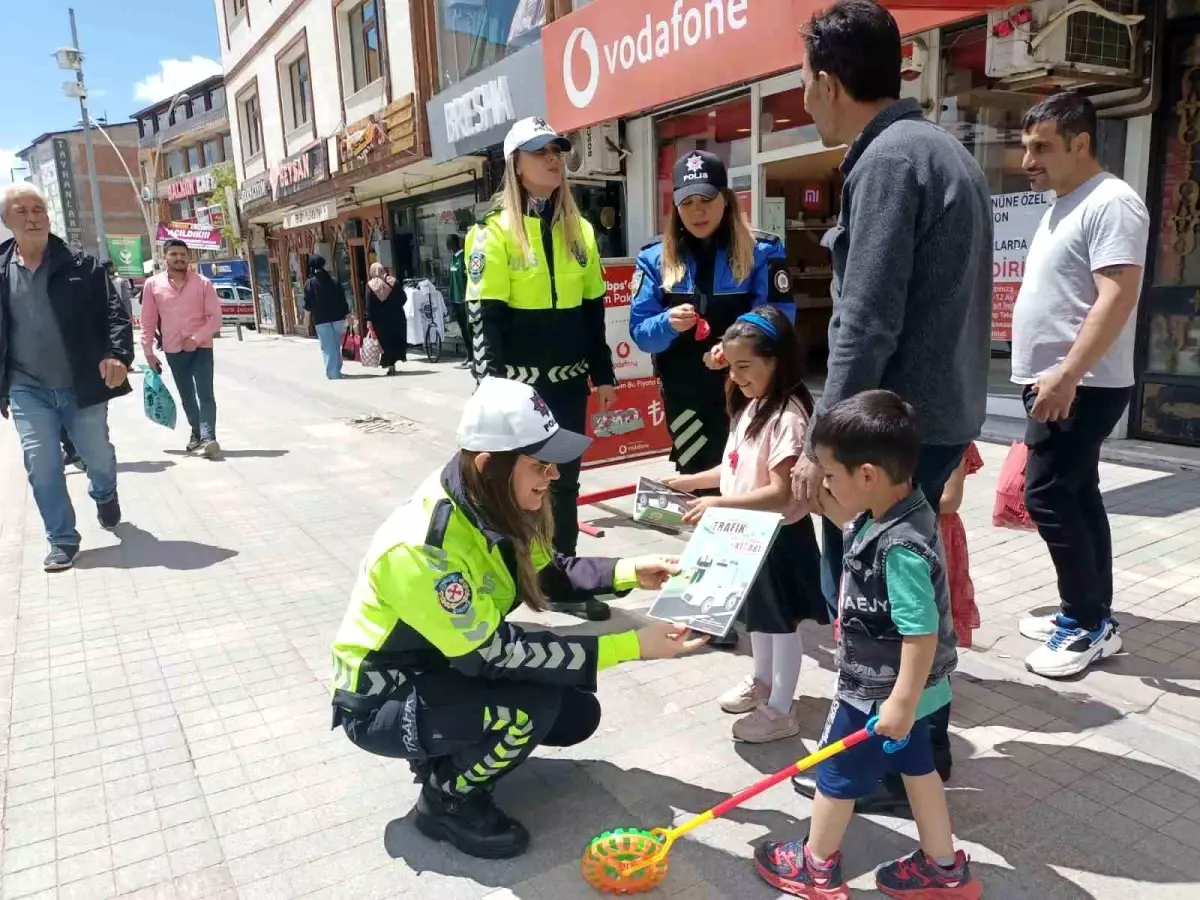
[55,8,107,262]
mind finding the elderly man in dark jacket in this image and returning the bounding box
[0,183,134,572]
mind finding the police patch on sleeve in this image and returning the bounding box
[773,267,791,294]
[468,250,486,283]
[630,268,643,296]
[436,572,473,614]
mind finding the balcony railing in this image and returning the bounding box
[138,106,230,149]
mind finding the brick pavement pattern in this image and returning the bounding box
[3,335,1200,899]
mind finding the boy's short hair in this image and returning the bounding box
[810,390,921,484]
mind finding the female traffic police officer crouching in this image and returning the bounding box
[465,117,617,620]
[630,150,793,477]
[330,377,707,860]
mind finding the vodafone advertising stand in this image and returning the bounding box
[582,260,672,469]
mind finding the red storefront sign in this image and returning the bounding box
[542,0,1004,133]
[583,260,672,468]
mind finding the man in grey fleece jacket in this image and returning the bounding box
[789,0,992,815]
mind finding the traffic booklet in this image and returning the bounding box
[648,507,783,638]
[633,476,697,532]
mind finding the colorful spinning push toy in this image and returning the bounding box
[580,715,907,894]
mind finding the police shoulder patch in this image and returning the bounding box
[630,267,644,296]
[773,266,791,295]
[436,572,473,614]
[468,250,485,283]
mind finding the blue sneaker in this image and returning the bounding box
[1025,616,1121,678]
[753,839,850,899]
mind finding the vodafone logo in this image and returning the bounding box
[560,0,750,110]
[564,27,600,110]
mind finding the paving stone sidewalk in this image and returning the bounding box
[2,336,1200,899]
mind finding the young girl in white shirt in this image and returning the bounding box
[664,307,826,743]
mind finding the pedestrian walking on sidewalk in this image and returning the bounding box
[366,262,406,374]
[447,233,473,370]
[1010,92,1149,679]
[0,182,133,572]
[786,0,992,814]
[303,253,351,380]
[465,117,618,620]
[141,239,223,459]
[330,376,707,861]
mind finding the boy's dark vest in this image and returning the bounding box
[836,490,958,703]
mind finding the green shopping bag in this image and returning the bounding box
[143,369,177,430]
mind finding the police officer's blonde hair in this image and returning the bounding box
[660,189,756,290]
[499,155,588,266]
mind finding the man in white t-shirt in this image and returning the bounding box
[1010,92,1149,679]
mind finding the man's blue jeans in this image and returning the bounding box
[8,384,119,548]
[165,347,216,441]
[315,320,347,380]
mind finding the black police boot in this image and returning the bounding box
[414,785,530,859]
[792,772,913,817]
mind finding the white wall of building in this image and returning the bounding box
[214,0,418,187]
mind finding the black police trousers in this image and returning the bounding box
[342,671,602,795]
[537,379,591,556]
[660,377,728,476]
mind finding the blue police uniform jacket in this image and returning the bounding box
[628,232,793,382]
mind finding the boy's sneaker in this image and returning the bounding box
[97,496,122,531]
[753,839,850,899]
[875,849,982,899]
[1019,613,1062,641]
[185,434,203,453]
[1025,617,1121,679]
[44,546,79,572]
[733,703,800,743]
[719,676,770,714]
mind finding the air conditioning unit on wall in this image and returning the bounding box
[566,121,622,178]
[986,0,1144,89]
[900,35,937,111]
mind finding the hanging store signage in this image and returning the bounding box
[427,43,550,163]
[275,142,328,199]
[339,95,418,174]
[282,199,337,230]
[542,0,997,133]
[239,170,273,211]
[991,190,1050,342]
[156,221,224,251]
[167,171,218,202]
[52,138,84,252]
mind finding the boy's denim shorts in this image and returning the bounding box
[814,697,938,800]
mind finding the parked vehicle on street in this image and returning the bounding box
[213,279,256,330]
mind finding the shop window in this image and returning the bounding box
[573,182,626,258]
[410,194,478,295]
[655,96,751,232]
[349,0,382,93]
[169,198,193,221]
[759,86,819,154]
[435,0,545,90]
[333,238,357,313]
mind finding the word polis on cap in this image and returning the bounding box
[445,76,516,144]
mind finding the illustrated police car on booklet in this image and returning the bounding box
[633,476,698,532]
[648,507,783,638]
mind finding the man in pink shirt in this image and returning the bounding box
[141,239,223,458]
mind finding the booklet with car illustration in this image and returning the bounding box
[647,507,784,638]
[633,476,698,532]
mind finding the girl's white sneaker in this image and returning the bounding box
[719,676,770,714]
[732,703,801,743]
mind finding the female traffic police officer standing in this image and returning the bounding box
[330,377,705,860]
[629,150,793,477]
[465,117,617,620]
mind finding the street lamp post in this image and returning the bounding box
[144,92,192,266]
[86,116,153,256]
[56,8,107,261]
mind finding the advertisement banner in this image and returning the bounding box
[105,235,144,278]
[991,190,1049,341]
[156,221,223,251]
[582,258,672,468]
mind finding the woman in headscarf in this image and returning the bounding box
[366,262,407,375]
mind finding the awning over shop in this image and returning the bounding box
[541,0,1017,133]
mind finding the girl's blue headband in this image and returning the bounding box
[735,312,779,340]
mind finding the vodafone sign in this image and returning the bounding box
[543,0,993,133]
